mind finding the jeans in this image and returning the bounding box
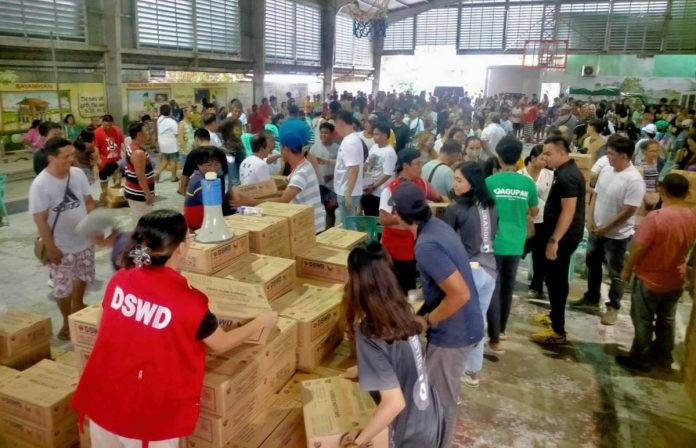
[487,255,520,342]
[585,234,631,310]
[545,241,579,335]
[426,342,477,448]
[465,266,496,373]
[337,194,362,227]
[629,279,682,365]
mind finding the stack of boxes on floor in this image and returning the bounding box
[181,202,375,447]
[0,310,53,370]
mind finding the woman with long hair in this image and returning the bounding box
[72,210,277,447]
[442,162,498,386]
[64,114,83,141]
[411,131,437,164]
[518,145,554,299]
[340,241,444,448]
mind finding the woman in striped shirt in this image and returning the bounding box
[124,122,155,226]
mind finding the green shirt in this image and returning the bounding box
[486,172,538,255]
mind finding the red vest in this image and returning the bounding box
[72,266,209,444]
[382,177,427,261]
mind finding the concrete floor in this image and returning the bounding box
[1,178,695,448]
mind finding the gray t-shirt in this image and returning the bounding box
[356,331,443,448]
[29,167,92,254]
[442,201,498,278]
[421,160,453,197]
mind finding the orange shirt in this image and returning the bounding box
[634,206,696,293]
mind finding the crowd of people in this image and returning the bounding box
[24,87,696,447]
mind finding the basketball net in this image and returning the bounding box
[349,0,389,40]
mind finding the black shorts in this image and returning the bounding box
[99,162,120,181]
[513,122,522,131]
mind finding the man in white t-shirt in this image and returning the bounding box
[155,104,179,182]
[362,122,397,216]
[480,113,507,161]
[571,136,645,325]
[408,105,425,140]
[29,137,95,340]
[333,111,364,225]
[239,132,271,185]
[309,122,340,228]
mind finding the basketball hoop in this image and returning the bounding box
[348,0,389,40]
[522,40,569,70]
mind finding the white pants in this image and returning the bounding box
[90,420,180,448]
[128,199,153,228]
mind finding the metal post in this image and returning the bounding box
[50,33,63,122]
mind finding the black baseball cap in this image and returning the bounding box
[390,182,427,216]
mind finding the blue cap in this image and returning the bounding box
[280,132,304,153]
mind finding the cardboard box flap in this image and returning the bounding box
[224,215,288,232]
[0,365,19,388]
[297,246,349,266]
[226,395,299,448]
[214,254,295,283]
[233,179,278,199]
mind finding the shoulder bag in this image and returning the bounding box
[34,172,71,264]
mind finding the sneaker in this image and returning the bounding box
[463,371,479,388]
[526,289,543,299]
[487,342,505,354]
[615,355,651,372]
[47,277,54,289]
[569,297,600,309]
[530,328,567,345]
[499,332,508,340]
[533,314,552,327]
[601,307,619,325]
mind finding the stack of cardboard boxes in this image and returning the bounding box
[0,309,53,370]
[68,304,101,374]
[0,359,80,447]
[258,202,317,258]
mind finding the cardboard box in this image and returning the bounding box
[186,254,296,303]
[224,215,291,258]
[181,232,250,275]
[0,309,52,358]
[0,412,78,448]
[258,202,317,256]
[208,298,273,345]
[297,326,344,373]
[278,373,322,402]
[428,202,449,219]
[295,246,350,284]
[570,152,593,170]
[295,277,345,292]
[272,175,289,190]
[201,318,298,416]
[301,377,388,448]
[105,186,127,208]
[271,284,342,347]
[0,340,51,370]
[0,365,19,388]
[0,359,78,427]
[50,347,78,369]
[74,343,93,374]
[259,406,306,448]
[68,304,101,347]
[226,395,300,448]
[232,179,278,199]
[316,227,368,250]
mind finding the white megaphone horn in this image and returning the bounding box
[195,172,233,243]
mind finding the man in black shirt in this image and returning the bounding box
[33,122,63,175]
[531,135,585,345]
[392,109,410,153]
[179,130,231,215]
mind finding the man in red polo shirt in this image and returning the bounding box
[94,114,124,201]
[258,97,272,120]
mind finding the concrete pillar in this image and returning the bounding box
[101,0,123,124]
[321,5,337,97]
[371,35,384,94]
[252,0,266,104]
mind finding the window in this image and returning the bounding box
[416,7,458,47]
[265,0,321,65]
[505,4,546,50]
[384,17,414,54]
[458,5,506,51]
[137,0,241,54]
[665,0,696,52]
[0,0,86,42]
[556,2,611,51]
[335,13,372,68]
[608,1,668,52]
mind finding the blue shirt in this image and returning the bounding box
[415,218,484,348]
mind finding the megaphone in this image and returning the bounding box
[195,172,233,243]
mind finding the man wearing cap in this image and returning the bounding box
[390,182,483,448]
[379,148,444,294]
[333,111,365,224]
[552,104,578,131]
[232,132,325,234]
[279,105,311,145]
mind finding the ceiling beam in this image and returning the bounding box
[387,0,458,23]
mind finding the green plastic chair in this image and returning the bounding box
[0,175,8,226]
[526,230,589,283]
[344,216,382,242]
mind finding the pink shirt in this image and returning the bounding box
[24,128,43,151]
